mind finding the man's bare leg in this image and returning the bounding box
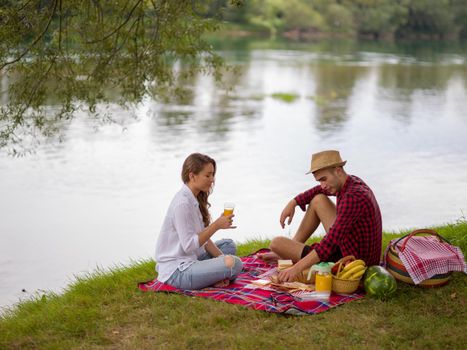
[268,237,306,263]
[292,200,321,243]
[269,194,337,262]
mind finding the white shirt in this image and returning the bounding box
[155,184,207,282]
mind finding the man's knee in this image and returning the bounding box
[270,236,288,252]
[309,194,336,232]
[310,193,329,208]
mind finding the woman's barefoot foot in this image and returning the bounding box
[257,251,280,263]
[213,278,230,288]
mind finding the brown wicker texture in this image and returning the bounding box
[332,255,362,294]
[385,229,452,287]
[332,276,360,294]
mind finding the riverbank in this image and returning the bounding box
[1,221,466,349]
[212,22,467,42]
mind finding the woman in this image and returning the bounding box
[155,153,243,290]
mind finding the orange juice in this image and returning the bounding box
[223,202,235,216]
[315,272,332,292]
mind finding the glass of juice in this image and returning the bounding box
[223,202,235,216]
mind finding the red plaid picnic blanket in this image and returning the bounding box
[385,236,467,284]
[138,249,364,315]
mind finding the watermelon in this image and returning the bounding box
[363,265,382,280]
[364,265,397,299]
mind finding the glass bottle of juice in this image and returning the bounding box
[314,263,333,301]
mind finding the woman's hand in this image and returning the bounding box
[198,214,235,247]
[214,213,236,230]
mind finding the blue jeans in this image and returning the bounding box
[166,239,243,290]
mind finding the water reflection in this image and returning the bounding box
[379,65,457,92]
[311,63,368,132]
[156,111,192,127]
[150,61,262,143]
[1,39,467,309]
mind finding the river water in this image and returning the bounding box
[1,39,466,309]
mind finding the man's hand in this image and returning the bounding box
[277,265,301,283]
[257,251,280,263]
[279,199,297,229]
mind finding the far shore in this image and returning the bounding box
[211,23,466,42]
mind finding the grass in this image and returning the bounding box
[270,92,300,103]
[1,221,466,349]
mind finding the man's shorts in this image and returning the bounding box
[301,243,343,262]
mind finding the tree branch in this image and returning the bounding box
[86,0,144,44]
[91,15,140,78]
[21,58,57,117]
[17,0,35,12]
[0,0,59,71]
[59,0,63,51]
[0,57,56,147]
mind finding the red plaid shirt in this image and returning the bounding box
[294,175,382,266]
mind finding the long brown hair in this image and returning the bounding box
[181,153,216,227]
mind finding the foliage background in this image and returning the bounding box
[221,0,467,40]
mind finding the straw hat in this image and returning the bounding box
[306,150,347,174]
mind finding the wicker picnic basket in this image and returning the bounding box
[332,255,361,294]
[385,229,452,288]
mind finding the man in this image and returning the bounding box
[259,150,382,282]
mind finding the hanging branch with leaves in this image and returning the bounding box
[0,0,244,152]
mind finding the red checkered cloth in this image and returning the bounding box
[385,236,467,284]
[138,249,364,315]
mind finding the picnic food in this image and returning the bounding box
[363,265,381,280]
[270,274,280,284]
[331,262,341,275]
[331,256,367,294]
[278,259,293,270]
[296,267,312,284]
[270,281,314,293]
[363,265,397,299]
[315,270,333,292]
[307,262,334,283]
[251,279,271,286]
[223,202,235,216]
[339,260,366,280]
[333,257,367,280]
[272,261,314,284]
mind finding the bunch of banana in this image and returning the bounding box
[337,259,367,280]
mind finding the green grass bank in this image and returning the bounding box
[1,221,466,349]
